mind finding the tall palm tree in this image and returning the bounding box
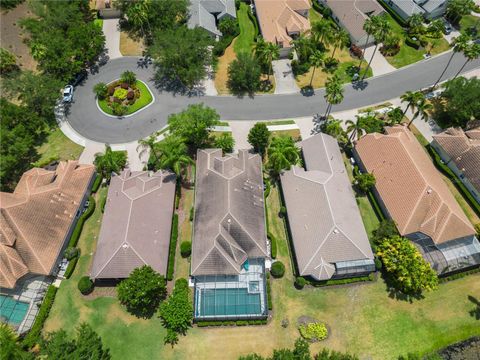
[432,34,470,88]
[407,94,433,129]
[0,323,29,360]
[267,136,300,176]
[406,13,424,36]
[264,42,280,82]
[324,74,344,118]
[329,29,349,60]
[156,135,194,182]
[346,116,367,141]
[309,51,324,87]
[311,19,331,48]
[400,90,422,117]
[358,16,379,70]
[454,42,480,79]
[94,145,127,181]
[137,132,161,166]
[293,33,315,62]
[362,16,391,80]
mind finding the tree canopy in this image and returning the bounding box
[149,135,193,181]
[214,132,235,154]
[94,145,127,181]
[248,123,271,157]
[267,136,300,176]
[227,52,262,96]
[0,323,32,360]
[117,265,167,318]
[149,27,213,90]
[354,173,376,193]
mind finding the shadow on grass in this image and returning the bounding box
[381,271,426,303]
[468,295,480,320]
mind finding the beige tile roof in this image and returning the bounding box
[355,126,475,244]
[280,133,373,280]
[324,0,385,42]
[254,0,311,47]
[0,161,95,288]
[90,169,176,279]
[432,127,480,194]
[191,149,268,276]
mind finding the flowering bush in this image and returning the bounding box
[298,322,328,341]
[113,88,128,100]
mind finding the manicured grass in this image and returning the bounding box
[270,129,302,141]
[175,188,194,281]
[264,120,296,126]
[98,80,153,116]
[309,1,323,24]
[358,102,393,113]
[234,3,256,55]
[459,15,480,34]
[35,128,84,167]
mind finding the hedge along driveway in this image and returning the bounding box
[97,80,153,116]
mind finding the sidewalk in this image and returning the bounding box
[103,19,122,60]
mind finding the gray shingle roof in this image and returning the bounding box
[188,0,236,36]
[191,149,268,276]
[90,169,176,279]
[390,0,424,16]
[280,133,374,281]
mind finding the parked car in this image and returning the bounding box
[442,19,453,35]
[63,85,74,103]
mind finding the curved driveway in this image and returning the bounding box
[68,54,480,143]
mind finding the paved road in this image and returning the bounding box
[67,53,480,143]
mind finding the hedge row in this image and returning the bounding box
[308,274,374,287]
[428,145,480,216]
[377,0,408,27]
[367,190,385,221]
[213,31,238,57]
[405,36,420,49]
[439,266,480,283]
[100,195,107,213]
[268,232,277,259]
[266,273,273,310]
[22,285,58,349]
[91,174,102,193]
[196,319,267,327]
[67,195,96,248]
[166,214,179,281]
[64,256,79,279]
[247,7,260,40]
[311,0,332,19]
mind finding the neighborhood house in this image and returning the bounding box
[385,0,448,20]
[191,149,269,320]
[280,133,375,281]
[90,169,176,281]
[354,126,480,275]
[188,0,237,38]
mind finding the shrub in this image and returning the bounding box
[113,87,128,100]
[180,241,192,258]
[93,82,108,100]
[279,206,287,217]
[67,196,95,248]
[22,286,58,349]
[120,70,136,85]
[167,214,179,281]
[350,44,363,58]
[267,273,273,310]
[64,247,79,260]
[78,276,94,295]
[107,85,115,96]
[271,261,285,278]
[121,82,129,89]
[291,59,310,76]
[189,206,194,221]
[112,103,128,116]
[374,257,382,270]
[101,195,107,213]
[127,90,135,100]
[405,36,420,49]
[267,232,277,259]
[298,322,328,341]
[64,256,79,279]
[91,173,102,193]
[295,276,306,289]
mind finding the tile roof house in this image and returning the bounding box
[0,161,95,289]
[354,126,480,274]
[91,169,176,280]
[385,0,448,20]
[432,127,480,203]
[188,0,237,37]
[280,133,375,281]
[320,0,386,46]
[192,149,269,320]
[254,0,311,57]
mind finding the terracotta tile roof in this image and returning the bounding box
[355,126,475,244]
[0,161,95,288]
[191,149,268,276]
[280,133,373,280]
[432,127,480,194]
[90,169,176,279]
[254,0,311,47]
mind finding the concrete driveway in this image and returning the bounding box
[362,45,396,76]
[272,59,299,94]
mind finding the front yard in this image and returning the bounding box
[34,128,84,167]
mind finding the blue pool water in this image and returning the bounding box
[197,288,261,317]
[0,295,29,325]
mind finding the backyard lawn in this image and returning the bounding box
[234,2,256,55]
[459,15,480,34]
[34,128,84,167]
[42,177,480,360]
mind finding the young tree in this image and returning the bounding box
[248,123,270,157]
[406,13,425,36]
[150,27,213,89]
[356,112,384,134]
[117,265,167,318]
[0,323,32,360]
[385,107,405,126]
[267,136,300,176]
[321,118,348,146]
[94,145,127,181]
[324,74,344,118]
[227,52,262,96]
[308,50,324,87]
[159,278,193,345]
[120,70,137,85]
[167,104,220,152]
[362,15,391,80]
[376,235,438,295]
[354,173,376,193]
[218,17,239,37]
[407,94,432,129]
[214,132,235,154]
[93,82,108,100]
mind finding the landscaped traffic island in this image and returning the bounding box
[94,71,153,116]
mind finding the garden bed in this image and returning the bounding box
[98,79,153,116]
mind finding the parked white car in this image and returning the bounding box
[63,85,74,103]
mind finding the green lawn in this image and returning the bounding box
[263,120,296,126]
[34,128,84,167]
[234,2,256,55]
[98,80,153,116]
[459,15,480,34]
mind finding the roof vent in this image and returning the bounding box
[122,243,129,249]
[333,228,339,234]
[427,188,432,194]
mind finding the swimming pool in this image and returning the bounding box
[0,295,29,326]
[196,288,262,317]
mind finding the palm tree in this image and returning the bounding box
[400,90,422,117]
[454,42,480,79]
[94,145,127,181]
[407,94,433,129]
[267,136,300,176]
[446,0,476,24]
[432,34,470,88]
[0,323,29,360]
[137,132,161,166]
[362,16,391,80]
[406,13,424,36]
[385,107,405,126]
[127,3,148,38]
[120,70,137,85]
[358,16,379,70]
[329,29,349,60]
[311,19,332,48]
[346,116,367,141]
[263,42,280,82]
[254,37,267,61]
[308,51,324,87]
[293,33,314,63]
[156,135,194,182]
[324,74,344,118]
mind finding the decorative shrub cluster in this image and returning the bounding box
[167,214,179,281]
[67,195,95,248]
[271,261,285,278]
[113,88,128,100]
[298,322,328,342]
[78,276,94,295]
[180,241,191,257]
[295,276,307,289]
